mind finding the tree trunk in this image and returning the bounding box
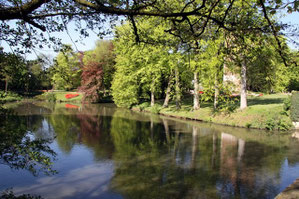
[237,139,245,163]
[162,118,170,143]
[5,78,8,93]
[214,75,219,110]
[193,71,200,110]
[103,86,106,97]
[150,117,154,139]
[240,58,247,110]
[163,74,173,108]
[151,90,155,107]
[175,65,181,110]
[191,126,198,169]
[151,79,155,107]
[212,133,217,168]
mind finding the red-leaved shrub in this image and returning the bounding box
[79,60,103,102]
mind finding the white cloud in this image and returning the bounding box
[13,162,121,199]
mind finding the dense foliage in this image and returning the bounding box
[111,21,189,108]
[50,45,81,90]
[0,50,51,92]
[0,0,298,114]
[79,40,115,102]
[291,91,299,122]
[287,51,299,91]
[110,15,298,111]
[0,0,298,59]
[0,108,57,176]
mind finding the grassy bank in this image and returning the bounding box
[133,93,293,131]
[34,91,113,103]
[35,91,83,103]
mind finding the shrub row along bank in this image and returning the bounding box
[0,91,23,103]
[132,94,293,131]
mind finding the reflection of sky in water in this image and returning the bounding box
[279,159,299,192]
[13,163,121,199]
[34,119,56,140]
[2,103,299,198]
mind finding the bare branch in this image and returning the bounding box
[23,18,46,31]
[129,15,140,43]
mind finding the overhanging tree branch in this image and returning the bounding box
[259,0,288,66]
[0,0,50,20]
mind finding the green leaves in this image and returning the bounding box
[0,110,57,176]
[50,45,81,90]
[112,21,177,108]
[79,40,115,102]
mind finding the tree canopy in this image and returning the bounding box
[0,0,298,57]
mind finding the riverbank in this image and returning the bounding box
[276,178,299,198]
[34,91,113,103]
[132,93,293,131]
[34,91,83,103]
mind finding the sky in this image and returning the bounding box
[0,20,114,61]
[0,10,298,61]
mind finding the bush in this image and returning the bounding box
[36,92,56,102]
[201,86,239,114]
[291,91,299,122]
[0,91,22,102]
[245,123,252,128]
[46,93,56,102]
[282,96,291,116]
[265,117,292,131]
[150,104,162,114]
[136,102,150,111]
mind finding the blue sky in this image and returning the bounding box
[1,11,298,60]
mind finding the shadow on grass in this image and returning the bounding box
[247,97,285,106]
[155,95,285,112]
[164,101,212,112]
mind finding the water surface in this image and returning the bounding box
[1,102,299,199]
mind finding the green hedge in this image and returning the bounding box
[291,91,299,122]
[0,91,23,102]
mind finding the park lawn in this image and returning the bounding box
[134,93,293,131]
[54,91,83,102]
[35,91,83,103]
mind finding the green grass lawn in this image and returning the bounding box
[54,91,83,102]
[133,93,293,131]
[35,91,83,103]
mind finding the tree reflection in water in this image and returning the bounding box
[0,107,57,176]
[108,109,296,199]
[47,103,115,159]
[2,102,299,199]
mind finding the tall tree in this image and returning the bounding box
[50,45,81,90]
[93,40,116,94]
[112,21,182,108]
[79,40,115,102]
[0,51,27,92]
[223,0,275,109]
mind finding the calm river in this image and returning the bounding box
[1,102,299,199]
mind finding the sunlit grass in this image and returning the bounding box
[35,91,83,103]
[53,91,83,102]
[135,93,293,131]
